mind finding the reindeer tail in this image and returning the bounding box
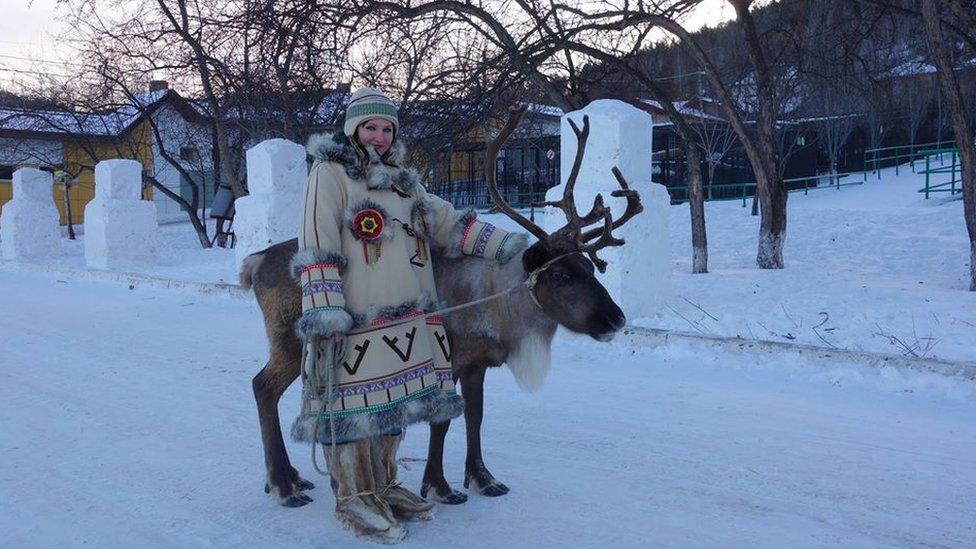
[239,252,265,292]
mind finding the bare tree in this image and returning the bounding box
[691,113,737,200]
[600,1,798,268]
[921,0,976,290]
[903,72,936,151]
[359,0,712,272]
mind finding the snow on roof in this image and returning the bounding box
[522,102,564,117]
[778,113,862,125]
[641,98,725,123]
[0,90,171,137]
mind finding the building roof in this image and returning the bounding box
[642,97,726,126]
[0,89,199,139]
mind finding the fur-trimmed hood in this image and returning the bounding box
[306,132,419,192]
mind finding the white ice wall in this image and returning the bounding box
[84,159,158,269]
[0,168,60,261]
[543,99,672,318]
[233,139,306,269]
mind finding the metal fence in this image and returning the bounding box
[428,141,560,209]
[917,147,966,198]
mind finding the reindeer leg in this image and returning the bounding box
[253,341,313,507]
[461,366,510,497]
[421,420,468,504]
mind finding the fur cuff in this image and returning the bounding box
[496,233,530,264]
[295,307,353,341]
[291,388,464,445]
[291,248,347,279]
[442,209,479,258]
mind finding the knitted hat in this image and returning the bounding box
[343,87,399,139]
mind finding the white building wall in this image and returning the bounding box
[149,105,214,222]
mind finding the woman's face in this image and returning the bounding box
[356,118,395,155]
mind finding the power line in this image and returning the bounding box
[0,53,84,68]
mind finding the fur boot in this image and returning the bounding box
[372,434,436,521]
[326,439,407,544]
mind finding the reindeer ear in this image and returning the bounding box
[521,241,550,272]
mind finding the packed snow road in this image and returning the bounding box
[2,269,974,548]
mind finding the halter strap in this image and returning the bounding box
[524,252,582,309]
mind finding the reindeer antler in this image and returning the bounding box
[485,106,549,242]
[579,167,644,242]
[486,108,644,272]
[540,115,610,240]
[578,167,644,272]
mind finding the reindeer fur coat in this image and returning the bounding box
[291,132,528,445]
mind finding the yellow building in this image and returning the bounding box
[0,87,202,225]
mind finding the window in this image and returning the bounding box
[0,165,13,181]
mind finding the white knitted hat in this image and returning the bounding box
[343,87,399,139]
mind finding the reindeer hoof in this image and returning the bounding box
[288,467,315,491]
[265,480,315,507]
[421,483,468,505]
[464,474,510,497]
[439,491,469,505]
[281,492,314,507]
[479,483,509,497]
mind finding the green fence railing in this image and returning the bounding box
[441,191,550,219]
[862,140,957,179]
[667,171,862,207]
[917,147,965,199]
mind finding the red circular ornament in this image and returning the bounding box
[353,209,385,241]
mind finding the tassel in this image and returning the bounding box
[362,241,382,269]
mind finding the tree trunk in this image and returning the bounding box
[686,142,708,273]
[923,0,976,290]
[145,176,212,248]
[61,181,76,240]
[756,165,787,269]
[706,162,716,200]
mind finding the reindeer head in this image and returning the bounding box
[486,107,643,341]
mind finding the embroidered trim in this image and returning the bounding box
[494,233,513,261]
[290,249,347,279]
[459,218,478,250]
[473,224,496,257]
[371,309,425,327]
[310,384,438,418]
[426,315,444,325]
[302,280,343,296]
[334,361,436,397]
[435,370,453,383]
[305,305,347,313]
[300,262,341,274]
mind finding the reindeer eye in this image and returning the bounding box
[550,270,571,283]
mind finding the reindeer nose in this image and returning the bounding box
[609,309,626,332]
[596,306,625,333]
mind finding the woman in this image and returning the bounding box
[291,87,527,543]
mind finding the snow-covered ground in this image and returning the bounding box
[2,159,975,547]
[21,159,976,364]
[655,166,976,364]
[1,270,974,548]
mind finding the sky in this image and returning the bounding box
[0,0,74,88]
[0,0,732,91]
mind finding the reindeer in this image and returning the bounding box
[242,108,643,507]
